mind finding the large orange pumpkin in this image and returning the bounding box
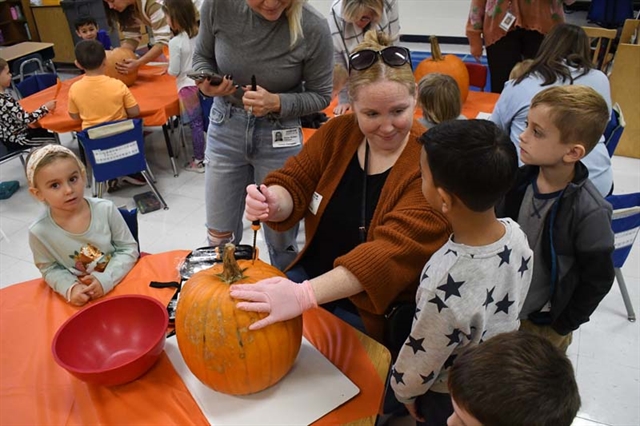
[414,36,470,102]
[105,47,138,87]
[175,244,303,395]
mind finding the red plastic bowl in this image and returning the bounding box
[52,295,168,386]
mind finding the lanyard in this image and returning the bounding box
[359,141,370,243]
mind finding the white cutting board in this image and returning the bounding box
[165,336,360,425]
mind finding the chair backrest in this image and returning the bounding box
[118,207,140,252]
[15,73,58,99]
[199,91,214,130]
[465,62,488,92]
[0,140,30,168]
[76,119,147,183]
[582,26,618,72]
[606,193,640,268]
[10,53,45,82]
[603,103,626,157]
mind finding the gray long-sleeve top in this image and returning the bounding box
[193,0,333,119]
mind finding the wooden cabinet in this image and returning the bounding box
[0,0,39,46]
[31,5,75,63]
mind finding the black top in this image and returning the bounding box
[299,151,391,279]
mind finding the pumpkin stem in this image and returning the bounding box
[430,36,442,61]
[217,243,246,284]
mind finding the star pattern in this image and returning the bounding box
[429,295,448,313]
[420,371,435,384]
[497,245,512,267]
[483,286,495,309]
[518,256,531,277]
[495,293,514,315]
[405,335,426,354]
[445,328,462,346]
[437,274,465,301]
[414,306,421,319]
[421,265,430,281]
[445,249,458,256]
[392,368,405,385]
[444,354,457,369]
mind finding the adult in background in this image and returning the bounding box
[491,23,613,197]
[193,0,333,270]
[230,30,450,344]
[103,0,202,74]
[329,0,399,115]
[466,0,576,93]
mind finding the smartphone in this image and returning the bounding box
[187,71,224,86]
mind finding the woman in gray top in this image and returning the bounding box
[193,0,333,270]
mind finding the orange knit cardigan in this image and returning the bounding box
[264,115,451,341]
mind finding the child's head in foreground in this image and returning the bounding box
[74,39,106,72]
[74,16,100,41]
[418,73,462,127]
[520,85,609,167]
[26,145,87,207]
[447,331,581,426]
[0,58,11,89]
[418,119,517,215]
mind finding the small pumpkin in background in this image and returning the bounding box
[105,47,138,87]
[414,36,470,102]
[175,244,303,396]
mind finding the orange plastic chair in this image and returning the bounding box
[465,62,488,92]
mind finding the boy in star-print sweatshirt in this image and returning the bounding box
[391,120,533,426]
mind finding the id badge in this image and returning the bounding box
[272,128,301,148]
[499,11,516,31]
[308,192,323,215]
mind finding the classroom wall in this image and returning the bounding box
[308,0,472,38]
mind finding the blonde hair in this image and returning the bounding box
[509,59,534,81]
[286,0,306,48]
[418,73,462,126]
[347,30,416,103]
[26,145,86,189]
[531,85,609,154]
[342,0,383,24]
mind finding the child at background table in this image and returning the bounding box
[68,40,144,191]
[391,120,533,426]
[0,58,57,149]
[162,0,204,173]
[496,85,614,352]
[74,16,112,50]
[26,144,139,306]
[417,73,466,129]
[446,331,580,426]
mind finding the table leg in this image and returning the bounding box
[162,123,179,177]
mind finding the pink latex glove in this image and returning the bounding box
[245,184,278,222]
[230,277,318,330]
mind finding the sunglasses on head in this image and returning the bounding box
[348,46,413,71]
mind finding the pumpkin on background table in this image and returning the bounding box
[414,36,470,102]
[175,244,303,396]
[105,47,138,87]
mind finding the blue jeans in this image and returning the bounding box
[204,97,300,270]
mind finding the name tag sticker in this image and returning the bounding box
[499,11,516,31]
[309,192,323,215]
[273,128,301,148]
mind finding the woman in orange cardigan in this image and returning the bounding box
[230,30,450,344]
[466,0,576,93]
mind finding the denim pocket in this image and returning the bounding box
[209,102,228,126]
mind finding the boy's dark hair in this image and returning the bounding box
[74,40,106,71]
[448,331,581,426]
[531,85,610,155]
[74,16,98,30]
[419,120,517,212]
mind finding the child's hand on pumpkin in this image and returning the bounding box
[230,277,317,330]
[68,282,91,306]
[245,184,277,222]
[79,275,105,300]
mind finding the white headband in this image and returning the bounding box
[26,144,86,188]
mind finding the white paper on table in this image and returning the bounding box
[476,112,492,120]
[165,336,360,425]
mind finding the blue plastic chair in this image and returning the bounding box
[15,73,58,99]
[603,103,625,157]
[606,192,640,322]
[76,118,168,210]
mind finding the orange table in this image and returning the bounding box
[303,90,500,143]
[19,66,180,134]
[0,251,390,426]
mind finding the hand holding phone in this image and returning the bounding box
[187,71,224,86]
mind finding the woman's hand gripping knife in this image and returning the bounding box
[232,184,317,330]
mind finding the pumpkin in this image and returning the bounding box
[175,244,303,395]
[414,36,470,102]
[105,48,138,87]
